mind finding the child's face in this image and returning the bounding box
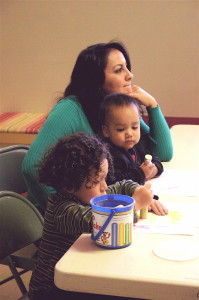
[73,159,108,205]
[102,104,140,150]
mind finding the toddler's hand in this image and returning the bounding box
[133,183,153,211]
[139,161,158,180]
[148,200,168,216]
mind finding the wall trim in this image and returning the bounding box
[142,117,199,128]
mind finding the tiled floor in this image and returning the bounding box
[0,265,31,300]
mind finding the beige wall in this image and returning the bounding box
[0,0,199,118]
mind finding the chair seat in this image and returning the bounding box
[0,192,44,296]
[18,294,30,300]
[11,243,39,270]
[1,241,39,271]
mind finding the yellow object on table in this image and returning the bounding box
[140,207,148,219]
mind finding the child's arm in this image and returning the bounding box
[107,180,153,208]
[131,183,153,211]
[106,179,139,197]
[107,180,153,223]
[106,145,146,185]
[107,180,168,217]
[107,180,153,211]
[113,157,146,185]
[55,201,93,235]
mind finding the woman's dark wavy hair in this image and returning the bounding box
[99,93,142,127]
[63,41,131,133]
[38,132,114,193]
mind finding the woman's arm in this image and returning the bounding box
[129,85,173,161]
[144,105,173,161]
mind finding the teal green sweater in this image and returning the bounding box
[22,95,173,213]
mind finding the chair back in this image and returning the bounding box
[0,191,44,260]
[0,145,29,194]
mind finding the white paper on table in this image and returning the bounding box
[148,169,199,197]
[153,240,199,261]
[134,223,195,235]
[134,202,199,235]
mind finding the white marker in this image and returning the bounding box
[145,154,152,165]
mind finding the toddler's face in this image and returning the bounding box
[102,104,140,150]
[73,159,108,205]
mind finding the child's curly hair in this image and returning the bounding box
[38,132,114,193]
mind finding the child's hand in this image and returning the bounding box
[133,183,153,211]
[139,161,158,180]
[148,200,168,216]
[129,85,157,108]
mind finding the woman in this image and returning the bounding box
[22,41,173,215]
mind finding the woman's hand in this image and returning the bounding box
[129,85,158,108]
[133,183,153,211]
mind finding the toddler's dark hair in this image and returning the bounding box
[99,93,142,126]
[38,132,114,193]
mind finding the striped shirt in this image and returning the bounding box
[29,180,139,297]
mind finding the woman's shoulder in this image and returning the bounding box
[50,95,83,115]
[56,95,80,107]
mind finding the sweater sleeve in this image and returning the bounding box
[108,154,146,185]
[55,180,140,235]
[105,143,146,185]
[106,180,139,223]
[55,202,93,235]
[22,97,93,213]
[55,180,140,234]
[106,179,139,196]
[151,153,164,177]
[140,105,173,162]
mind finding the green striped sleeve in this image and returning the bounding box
[106,179,139,196]
[55,201,93,235]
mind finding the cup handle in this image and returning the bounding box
[91,209,116,241]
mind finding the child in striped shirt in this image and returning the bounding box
[29,132,158,300]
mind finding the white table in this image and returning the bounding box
[54,125,199,300]
[54,194,199,300]
[163,124,199,170]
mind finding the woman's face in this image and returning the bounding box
[103,49,133,94]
